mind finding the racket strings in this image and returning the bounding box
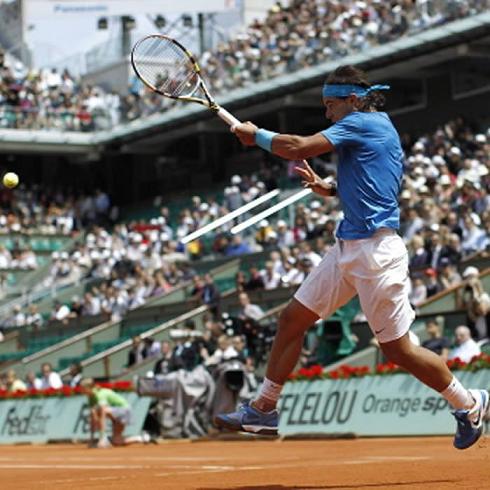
[133,37,199,98]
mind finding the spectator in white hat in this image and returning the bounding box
[231,174,242,186]
[255,219,273,247]
[280,257,302,287]
[225,185,243,211]
[276,220,295,247]
[458,267,489,339]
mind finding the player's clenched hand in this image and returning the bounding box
[231,121,258,146]
[294,160,336,197]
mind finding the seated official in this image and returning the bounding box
[448,326,481,363]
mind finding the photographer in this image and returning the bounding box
[201,334,239,368]
[169,320,204,371]
[201,273,221,318]
[153,341,174,375]
[457,267,489,339]
[127,335,146,367]
[234,293,265,361]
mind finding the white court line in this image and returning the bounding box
[143,464,235,470]
[0,464,149,470]
[364,456,429,461]
[155,470,233,477]
[39,476,122,485]
[16,455,228,462]
[0,455,432,474]
[152,456,435,476]
[90,476,121,482]
[0,455,298,462]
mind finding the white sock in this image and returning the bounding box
[440,376,474,410]
[255,377,283,408]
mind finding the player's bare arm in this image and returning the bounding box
[232,123,333,160]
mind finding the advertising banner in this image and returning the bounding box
[279,370,490,436]
[24,1,237,19]
[0,393,151,444]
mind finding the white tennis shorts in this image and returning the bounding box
[109,407,132,425]
[294,228,415,344]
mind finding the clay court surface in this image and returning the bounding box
[0,436,488,490]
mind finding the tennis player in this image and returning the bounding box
[80,378,148,447]
[215,65,488,449]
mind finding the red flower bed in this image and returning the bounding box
[288,353,490,382]
[0,380,133,400]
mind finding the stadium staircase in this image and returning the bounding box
[2,258,241,376]
[0,255,241,364]
[112,301,288,380]
[0,233,77,308]
[0,247,259,368]
[57,285,298,380]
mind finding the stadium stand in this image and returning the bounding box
[0,111,488,379]
[0,4,488,448]
[0,1,488,132]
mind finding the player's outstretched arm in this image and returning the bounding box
[231,123,334,160]
[271,133,334,160]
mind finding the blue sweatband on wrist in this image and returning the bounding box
[255,129,278,152]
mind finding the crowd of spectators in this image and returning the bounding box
[372,317,487,368]
[0,165,277,325]
[0,185,115,297]
[0,244,37,270]
[421,319,485,363]
[133,118,489,287]
[0,185,114,236]
[127,313,261,382]
[0,361,64,392]
[0,104,488,356]
[398,118,489,319]
[0,116,488,340]
[227,118,489,341]
[1,1,487,131]
[0,360,88,393]
[200,0,486,92]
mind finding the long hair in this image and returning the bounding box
[326,65,385,112]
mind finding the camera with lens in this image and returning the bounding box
[169,329,204,340]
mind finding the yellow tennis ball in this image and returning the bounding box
[3,172,19,189]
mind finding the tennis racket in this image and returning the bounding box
[131,34,241,127]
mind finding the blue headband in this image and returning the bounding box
[322,84,390,98]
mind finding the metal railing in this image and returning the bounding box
[0,104,115,132]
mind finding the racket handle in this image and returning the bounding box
[216,107,241,127]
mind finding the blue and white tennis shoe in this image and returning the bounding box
[452,389,489,450]
[214,402,278,436]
